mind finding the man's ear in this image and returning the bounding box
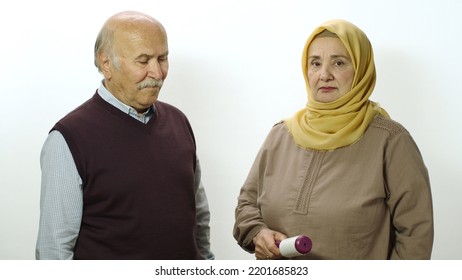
[98,52,113,79]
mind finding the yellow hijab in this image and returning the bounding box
[285,19,389,150]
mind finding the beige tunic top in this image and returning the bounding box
[233,115,433,259]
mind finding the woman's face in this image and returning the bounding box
[307,37,355,103]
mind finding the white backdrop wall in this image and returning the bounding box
[1,0,461,259]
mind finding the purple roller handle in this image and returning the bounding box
[293,235,312,254]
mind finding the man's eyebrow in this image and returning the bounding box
[134,51,169,60]
[135,54,151,60]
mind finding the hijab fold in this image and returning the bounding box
[285,19,389,150]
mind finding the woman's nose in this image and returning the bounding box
[319,68,333,81]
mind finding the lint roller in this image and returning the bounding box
[276,235,312,258]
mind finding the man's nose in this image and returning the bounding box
[147,61,163,80]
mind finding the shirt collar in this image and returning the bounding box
[97,81,155,123]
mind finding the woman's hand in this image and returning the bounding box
[252,228,287,260]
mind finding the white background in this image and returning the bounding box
[1,0,461,260]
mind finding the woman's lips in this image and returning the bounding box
[319,86,337,92]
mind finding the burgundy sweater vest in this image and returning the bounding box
[52,93,200,259]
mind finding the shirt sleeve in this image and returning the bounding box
[233,141,270,253]
[384,131,434,259]
[36,130,83,260]
[194,158,215,260]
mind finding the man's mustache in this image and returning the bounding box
[137,79,163,89]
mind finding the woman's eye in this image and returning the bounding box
[310,61,321,67]
[334,60,345,66]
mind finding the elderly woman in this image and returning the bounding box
[233,19,433,260]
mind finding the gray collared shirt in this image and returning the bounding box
[36,82,214,259]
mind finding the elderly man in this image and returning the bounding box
[36,11,213,260]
